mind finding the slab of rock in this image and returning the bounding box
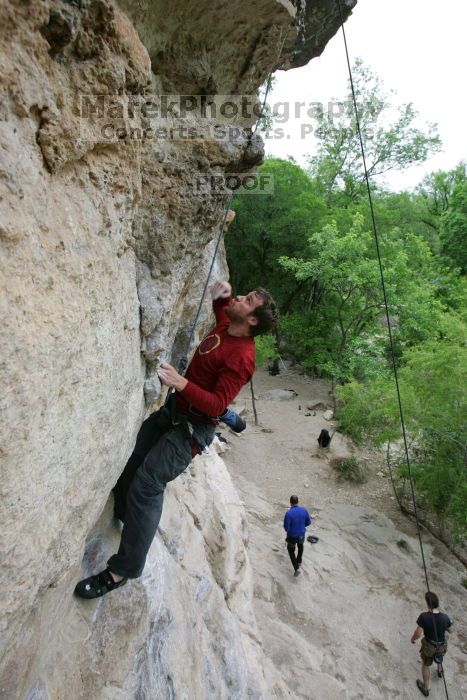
[0,0,358,694]
[1,446,285,699]
[259,389,298,401]
[307,401,329,411]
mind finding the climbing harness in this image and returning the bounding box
[337,2,451,697]
[167,392,204,457]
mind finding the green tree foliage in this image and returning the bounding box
[337,320,467,539]
[279,215,383,381]
[226,158,326,311]
[417,161,466,216]
[439,180,467,274]
[255,335,279,368]
[223,62,466,541]
[278,214,444,383]
[370,192,440,252]
[308,59,441,202]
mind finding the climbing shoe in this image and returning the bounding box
[74,568,128,599]
[293,568,301,577]
[416,680,429,696]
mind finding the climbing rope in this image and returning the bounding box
[174,196,234,378]
[336,1,450,696]
[173,36,282,379]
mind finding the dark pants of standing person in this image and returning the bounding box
[108,405,214,579]
[286,535,305,571]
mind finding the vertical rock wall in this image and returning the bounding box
[0,1,355,696]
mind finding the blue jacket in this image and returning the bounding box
[284,505,312,537]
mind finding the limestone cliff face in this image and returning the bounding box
[0,1,355,697]
[16,443,290,698]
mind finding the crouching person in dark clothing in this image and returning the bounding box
[317,428,331,448]
[283,495,312,577]
[75,281,277,599]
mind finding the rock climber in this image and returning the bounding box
[283,495,312,577]
[411,591,453,696]
[75,279,278,598]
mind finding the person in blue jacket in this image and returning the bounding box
[283,495,312,576]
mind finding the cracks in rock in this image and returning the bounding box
[184,503,202,531]
[30,105,53,173]
[237,31,264,83]
[40,6,77,58]
[135,611,175,700]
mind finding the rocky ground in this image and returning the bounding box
[219,367,467,700]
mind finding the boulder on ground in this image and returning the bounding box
[259,389,298,401]
[307,401,329,411]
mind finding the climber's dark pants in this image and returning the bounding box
[286,536,305,571]
[108,407,214,578]
[112,408,171,521]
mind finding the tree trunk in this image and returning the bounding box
[250,378,259,426]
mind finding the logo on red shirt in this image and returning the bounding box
[198,333,221,355]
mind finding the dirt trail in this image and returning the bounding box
[220,367,467,700]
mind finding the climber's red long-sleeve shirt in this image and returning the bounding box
[176,296,256,424]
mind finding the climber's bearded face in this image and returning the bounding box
[226,291,262,323]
